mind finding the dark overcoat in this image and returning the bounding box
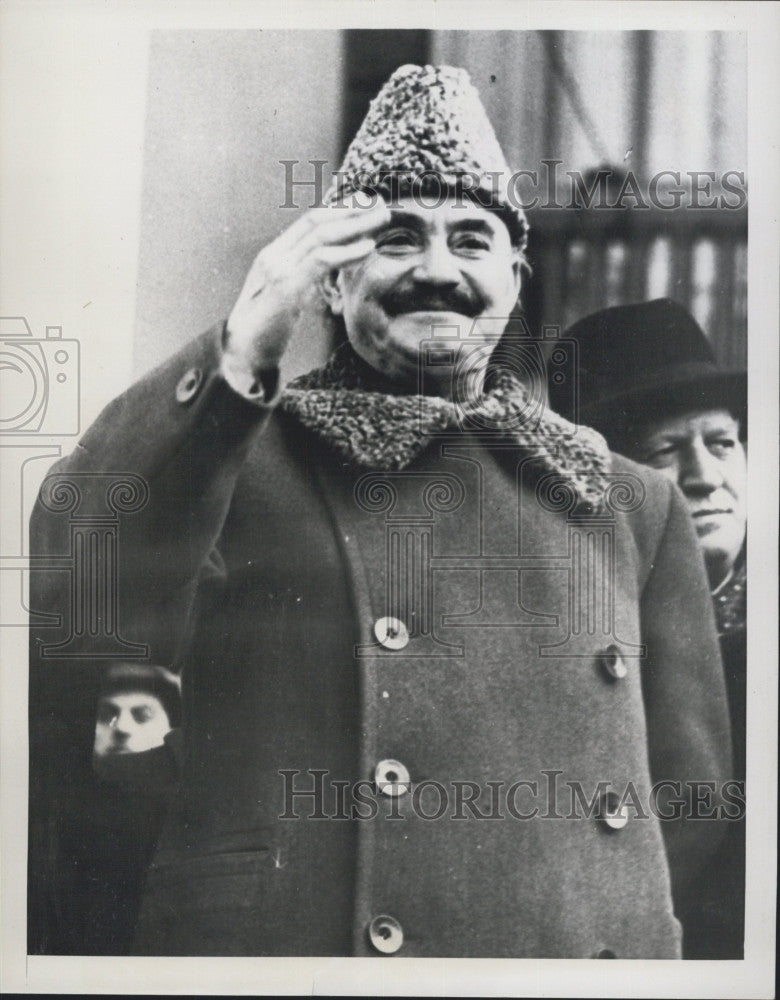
[28,324,733,958]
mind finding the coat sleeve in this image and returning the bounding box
[29,322,276,660]
[27,322,275,953]
[638,477,734,910]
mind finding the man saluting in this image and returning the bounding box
[29,65,732,958]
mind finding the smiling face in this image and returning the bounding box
[93,691,172,757]
[633,408,746,586]
[323,197,522,394]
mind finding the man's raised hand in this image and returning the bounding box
[223,200,391,387]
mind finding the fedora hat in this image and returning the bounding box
[549,298,746,439]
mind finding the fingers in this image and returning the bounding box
[294,204,389,277]
[313,237,377,269]
[226,199,389,368]
[300,202,391,251]
[236,225,378,311]
[241,201,389,293]
[246,202,387,289]
[280,200,391,256]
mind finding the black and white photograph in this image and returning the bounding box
[0,2,777,996]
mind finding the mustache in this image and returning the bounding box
[380,283,484,317]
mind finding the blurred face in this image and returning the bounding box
[93,692,172,757]
[633,408,746,586]
[324,197,521,394]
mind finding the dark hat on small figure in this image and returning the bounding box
[549,298,746,441]
[99,662,182,728]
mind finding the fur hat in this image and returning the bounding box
[324,64,528,252]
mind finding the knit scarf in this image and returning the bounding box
[279,341,612,511]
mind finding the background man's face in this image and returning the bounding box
[93,692,172,757]
[329,197,521,390]
[633,407,746,585]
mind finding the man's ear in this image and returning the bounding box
[510,250,524,297]
[503,250,523,312]
[320,268,344,316]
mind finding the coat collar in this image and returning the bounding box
[280,342,613,511]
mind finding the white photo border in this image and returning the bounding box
[1,1,776,996]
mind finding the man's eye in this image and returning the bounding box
[132,707,155,724]
[708,437,736,456]
[643,444,677,465]
[451,235,490,253]
[375,230,418,251]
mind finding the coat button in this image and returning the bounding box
[175,367,203,403]
[374,759,410,796]
[600,644,627,680]
[368,914,404,954]
[599,791,629,830]
[374,616,409,650]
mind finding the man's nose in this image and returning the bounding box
[112,709,133,737]
[411,240,461,285]
[679,442,724,495]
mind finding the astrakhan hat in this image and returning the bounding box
[549,298,746,437]
[324,64,528,252]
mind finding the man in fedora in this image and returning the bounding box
[30,67,731,958]
[550,297,746,957]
